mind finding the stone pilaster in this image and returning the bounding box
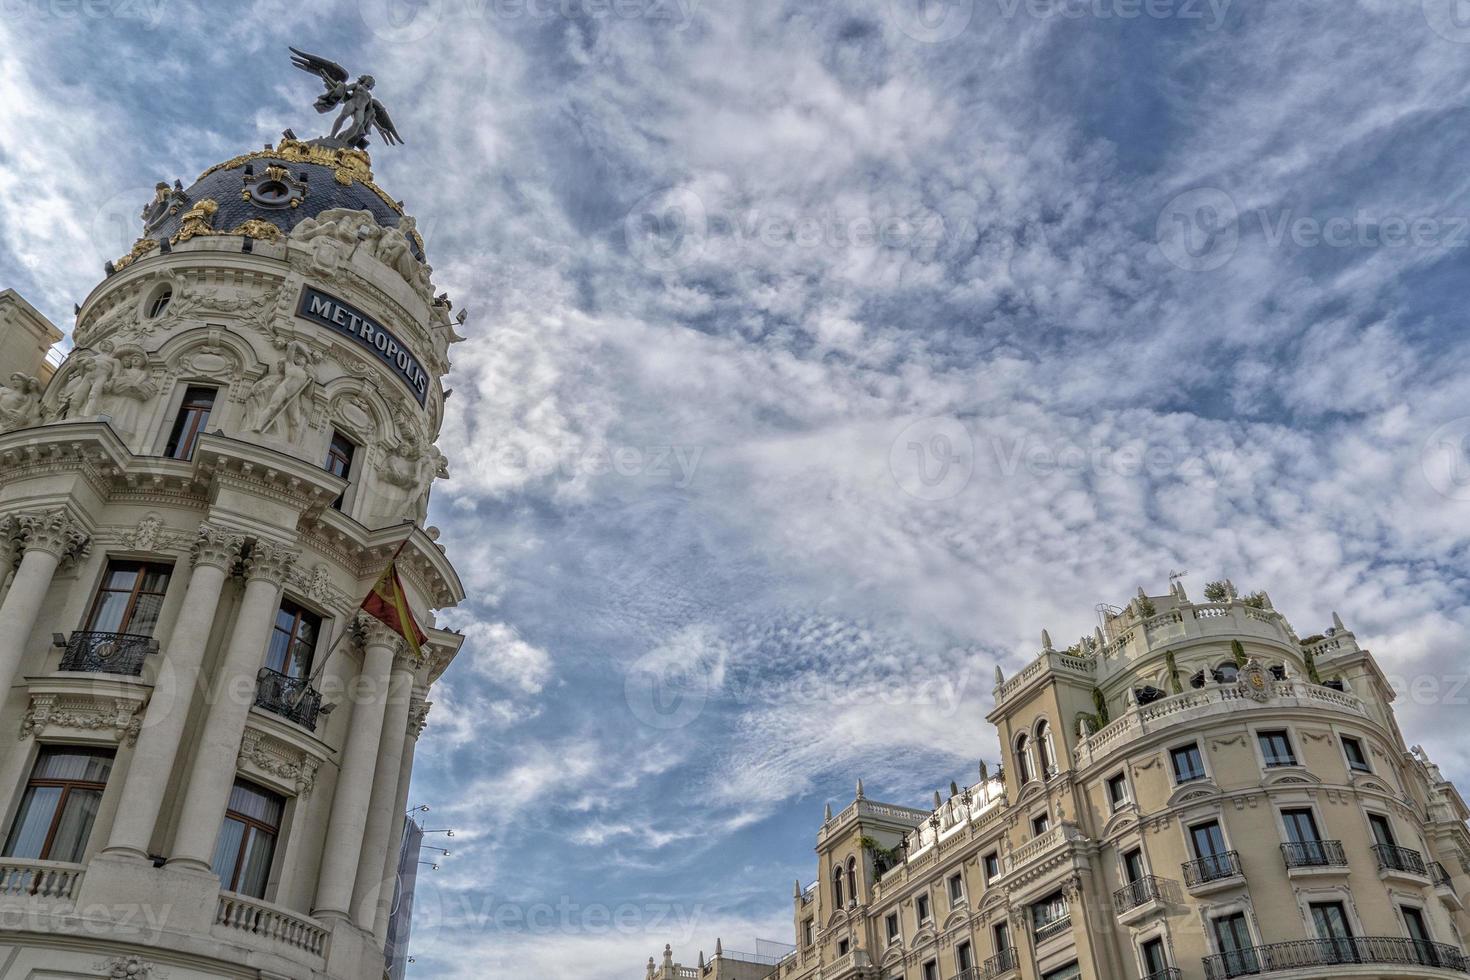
[351,652,415,930]
[168,537,297,872]
[103,523,244,861]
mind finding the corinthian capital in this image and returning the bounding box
[356,612,407,654]
[15,509,90,564]
[408,697,432,739]
[243,539,299,584]
[191,523,245,571]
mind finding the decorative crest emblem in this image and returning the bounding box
[1237,657,1271,702]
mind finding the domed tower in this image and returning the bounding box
[0,50,466,978]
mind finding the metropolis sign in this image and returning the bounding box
[295,286,430,405]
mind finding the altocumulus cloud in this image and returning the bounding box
[4,1,1470,977]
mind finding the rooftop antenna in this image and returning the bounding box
[1169,569,1188,583]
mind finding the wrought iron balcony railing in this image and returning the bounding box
[1142,969,1182,980]
[1201,937,1468,979]
[57,631,156,676]
[254,667,323,731]
[1033,914,1072,944]
[1114,875,1165,913]
[1182,850,1242,887]
[1373,843,1428,877]
[1280,840,1347,869]
[1431,861,1454,887]
[982,947,1019,977]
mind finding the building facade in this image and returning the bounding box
[0,118,466,975]
[729,583,1470,980]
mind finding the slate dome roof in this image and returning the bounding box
[139,139,424,261]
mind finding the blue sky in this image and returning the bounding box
[5,1,1470,976]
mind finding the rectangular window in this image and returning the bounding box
[1041,962,1080,980]
[1107,772,1129,810]
[837,938,850,957]
[885,912,899,943]
[1282,808,1320,843]
[1342,736,1371,772]
[1258,729,1296,767]
[1123,847,1145,884]
[265,599,321,680]
[1190,821,1235,881]
[916,894,930,923]
[1368,813,1397,848]
[921,960,937,980]
[983,850,1000,881]
[84,560,172,636]
[948,872,964,904]
[1213,912,1257,976]
[209,780,284,899]
[164,386,216,460]
[802,918,813,947]
[1031,891,1069,932]
[1171,742,1206,783]
[1031,812,1050,837]
[993,920,1011,951]
[324,430,357,510]
[1141,937,1168,976]
[3,747,114,862]
[1402,906,1443,967]
[956,941,973,971]
[1310,901,1356,963]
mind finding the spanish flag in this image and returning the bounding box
[360,558,427,659]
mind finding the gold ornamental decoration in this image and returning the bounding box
[173,198,219,242]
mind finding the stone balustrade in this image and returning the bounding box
[215,890,328,958]
[0,858,83,904]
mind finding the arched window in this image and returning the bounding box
[1036,720,1056,777]
[1190,670,1207,689]
[832,865,844,908]
[1214,662,1239,684]
[1268,664,1286,681]
[1015,733,1033,785]
[846,857,857,906]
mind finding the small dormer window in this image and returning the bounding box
[146,284,172,319]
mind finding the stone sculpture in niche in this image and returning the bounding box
[0,373,42,432]
[98,347,158,436]
[247,339,320,443]
[54,353,106,419]
[290,208,434,301]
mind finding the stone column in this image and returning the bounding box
[103,524,244,861]
[352,656,416,930]
[372,695,429,943]
[0,510,88,695]
[168,539,297,872]
[313,618,397,921]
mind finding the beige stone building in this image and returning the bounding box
[0,122,467,974]
[713,583,1470,980]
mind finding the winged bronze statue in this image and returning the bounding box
[288,47,403,150]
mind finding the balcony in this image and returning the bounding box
[982,947,1019,977]
[254,668,323,731]
[1202,937,1469,979]
[1374,843,1430,883]
[1142,970,1182,980]
[1033,914,1072,945]
[1431,862,1465,911]
[1113,875,1167,924]
[0,858,84,906]
[215,890,327,958]
[57,630,156,676]
[1183,851,1244,894]
[1280,840,1348,874]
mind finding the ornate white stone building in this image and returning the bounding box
[678,583,1470,980]
[0,119,466,975]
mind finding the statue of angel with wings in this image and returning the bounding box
[289,47,404,149]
